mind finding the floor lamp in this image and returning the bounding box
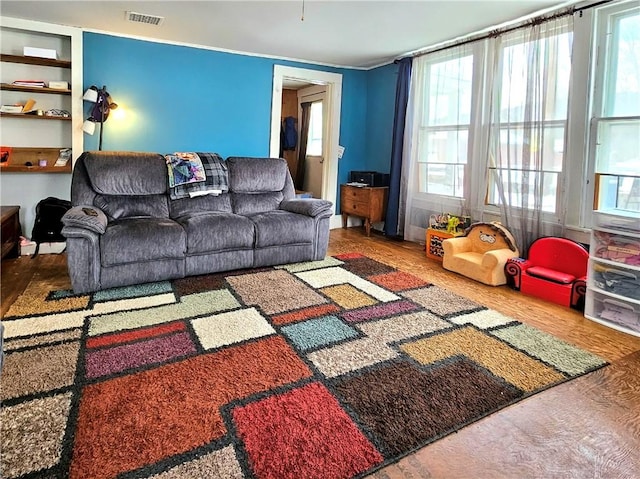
[82,85,118,150]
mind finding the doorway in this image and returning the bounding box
[270,65,343,228]
[297,84,326,199]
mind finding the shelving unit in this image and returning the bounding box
[1,83,71,95]
[0,112,71,120]
[0,20,80,170]
[0,147,71,173]
[0,16,82,239]
[0,53,71,68]
[585,210,640,337]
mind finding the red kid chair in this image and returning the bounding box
[504,237,588,309]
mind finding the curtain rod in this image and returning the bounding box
[404,0,616,60]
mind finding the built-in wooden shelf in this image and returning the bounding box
[0,54,71,68]
[0,147,71,173]
[0,112,71,120]
[0,83,71,95]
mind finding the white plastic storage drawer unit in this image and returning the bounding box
[585,210,640,337]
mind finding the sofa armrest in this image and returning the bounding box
[280,199,333,218]
[442,237,472,256]
[482,248,519,268]
[62,205,108,235]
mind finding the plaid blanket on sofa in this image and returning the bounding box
[167,152,228,200]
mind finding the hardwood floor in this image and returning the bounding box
[2,227,639,478]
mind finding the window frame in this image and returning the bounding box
[589,1,640,214]
[415,47,478,200]
[485,26,573,216]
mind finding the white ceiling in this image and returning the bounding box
[1,1,576,69]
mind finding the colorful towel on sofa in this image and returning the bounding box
[167,152,229,200]
[166,152,206,188]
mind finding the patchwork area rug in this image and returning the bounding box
[1,253,606,479]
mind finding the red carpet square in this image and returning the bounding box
[369,271,431,291]
[271,303,342,325]
[233,382,383,479]
[86,321,186,349]
[70,336,312,479]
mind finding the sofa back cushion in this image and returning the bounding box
[95,194,169,220]
[528,237,588,278]
[83,151,168,196]
[227,157,295,215]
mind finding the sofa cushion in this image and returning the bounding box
[169,194,232,219]
[177,213,255,254]
[95,194,169,220]
[526,266,576,284]
[250,210,314,248]
[100,217,186,266]
[227,157,288,193]
[83,151,168,196]
[232,192,284,216]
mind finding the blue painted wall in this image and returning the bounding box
[365,62,398,175]
[83,33,373,194]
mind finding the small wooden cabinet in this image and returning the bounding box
[426,228,464,261]
[1,205,21,259]
[340,184,388,236]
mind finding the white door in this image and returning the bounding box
[298,86,326,199]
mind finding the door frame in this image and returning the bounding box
[270,65,342,228]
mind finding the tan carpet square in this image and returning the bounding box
[321,284,377,309]
[0,342,80,400]
[4,278,89,318]
[1,393,72,478]
[227,270,328,315]
[401,327,565,392]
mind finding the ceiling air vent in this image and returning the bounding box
[125,11,165,26]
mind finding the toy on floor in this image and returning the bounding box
[442,221,519,286]
[505,236,588,309]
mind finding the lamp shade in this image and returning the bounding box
[83,86,98,102]
[82,119,96,135]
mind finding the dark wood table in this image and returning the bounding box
[1,205,21,259]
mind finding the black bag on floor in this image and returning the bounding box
[31,197,72,258]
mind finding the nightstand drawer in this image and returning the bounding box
[342,186,370,203]
[341,200,370,216]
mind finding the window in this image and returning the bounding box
[306,101,323,156]
[487,26,573,213]
[417,51,474,197]
[592,3,640,212]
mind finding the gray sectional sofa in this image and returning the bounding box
[61,151,333,293]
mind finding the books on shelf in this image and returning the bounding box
[0,98,36,113]
[0,105,24,113]
[11,80,46,88]
[48,81,68,89]
[54,148,71,167]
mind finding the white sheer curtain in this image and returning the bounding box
[483,16,574,256]
[402,55,426,242]
[403,44,474,243]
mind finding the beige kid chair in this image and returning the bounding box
[442,222,519,286]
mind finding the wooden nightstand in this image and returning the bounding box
[1,205,21,259]
[340,184,388,237]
